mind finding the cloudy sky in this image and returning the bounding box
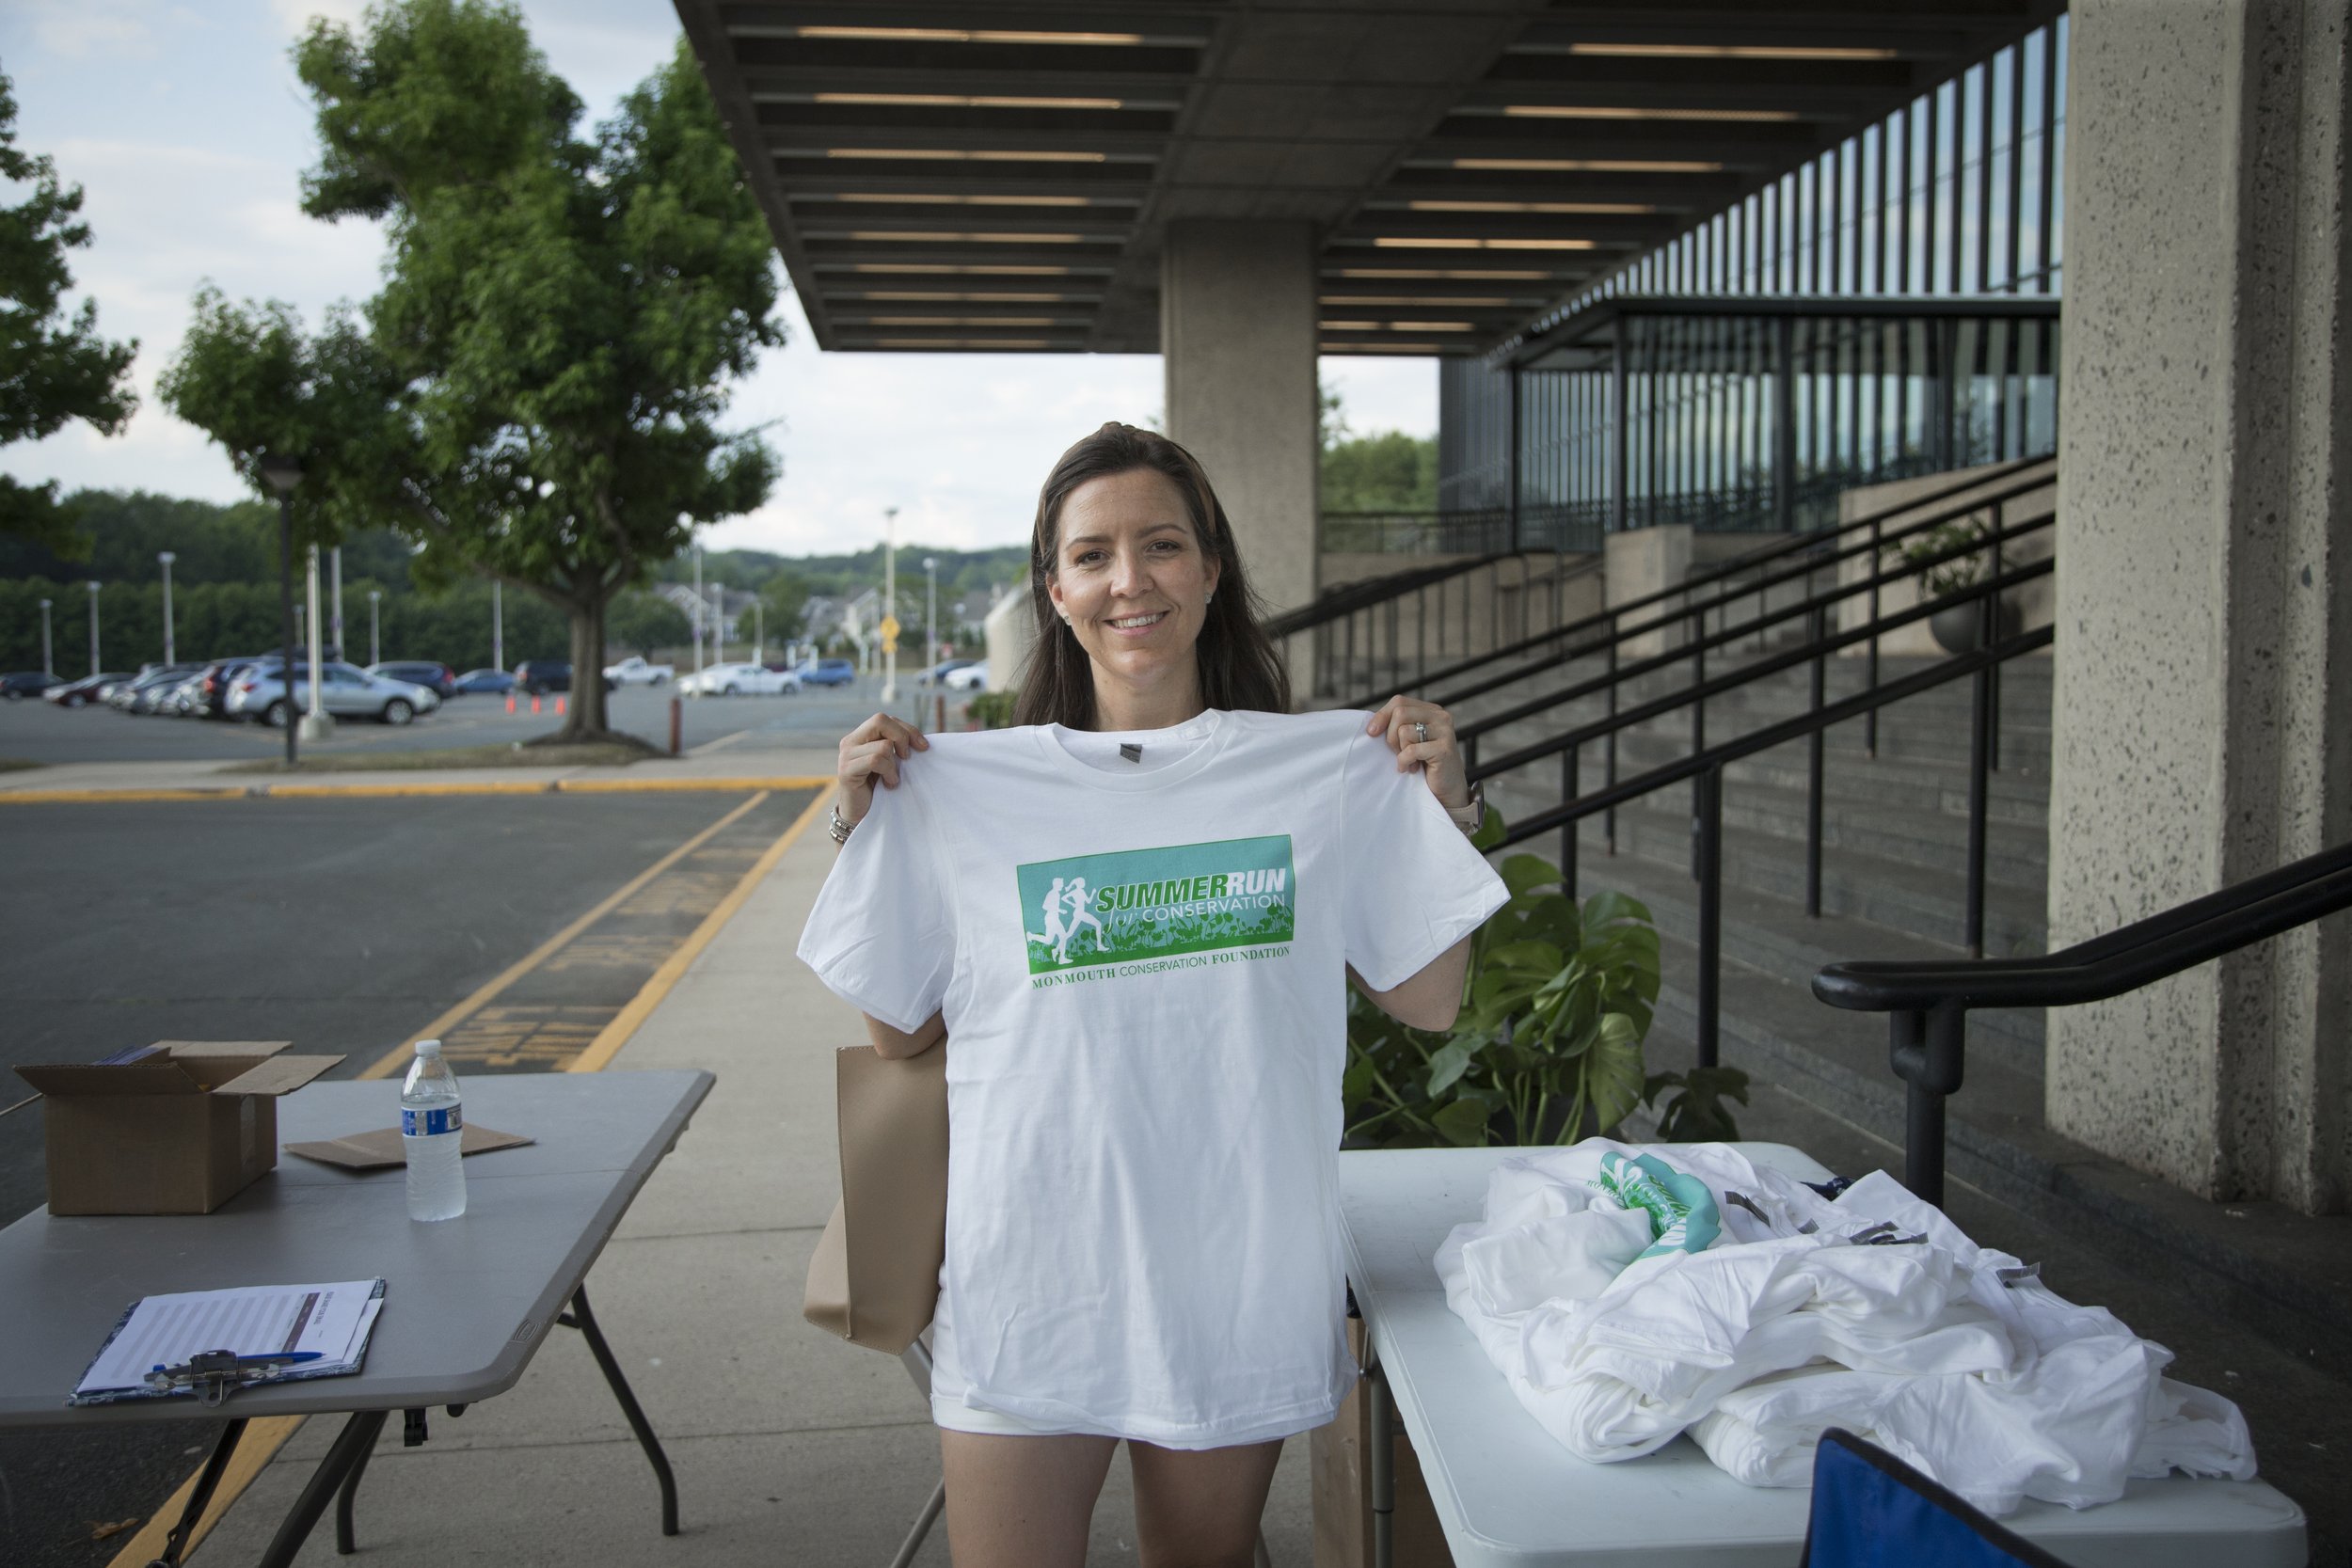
[0,0,1436,559]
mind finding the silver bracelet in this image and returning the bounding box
[829,803,856,845]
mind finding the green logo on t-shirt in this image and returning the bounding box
[1017,834,1295,976]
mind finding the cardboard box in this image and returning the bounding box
[1311,1314,1457,1568]
[15,1041,343,1215]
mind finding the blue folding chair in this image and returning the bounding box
[1801,1429,2079,1568]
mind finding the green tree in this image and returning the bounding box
[162,2,783,743]
[606,590,690,658]
[760,567,812,644]
[1323,429,1438,512]
[0,72,139,555]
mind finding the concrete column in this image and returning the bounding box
[2048,0,2350,1214]
[1162,221,1320,629]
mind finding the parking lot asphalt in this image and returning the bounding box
[0,673,952,767]
[0,784,822,1568]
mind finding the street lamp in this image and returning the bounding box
[157,551,177,664]
[923,556,938,677]
[329,546,342,662]
[492,579,504,673]
[85,580,100,676]
[258,452,303,767]
[369,590,382,666]
[300,545,332,740]
[880,506,900,703]
[710,576,725,666]
[38,597,52,677]
[691,543,706,680]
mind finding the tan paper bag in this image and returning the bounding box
[802,1041,948,1354]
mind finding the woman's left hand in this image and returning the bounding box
[1367,696,1471,814]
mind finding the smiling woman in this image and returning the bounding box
[1014,422,1291,731]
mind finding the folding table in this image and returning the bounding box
[0,1069,712,1567]
[1339,1145,2309,1568]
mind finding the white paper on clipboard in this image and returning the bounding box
[72,1278,384,1403]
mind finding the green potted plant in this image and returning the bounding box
[1342,813,1746,1148]
[1884,517,2010,653]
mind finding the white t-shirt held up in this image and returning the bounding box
[797,707,1509,1447]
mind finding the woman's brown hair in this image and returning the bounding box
[1012,421,1293,730]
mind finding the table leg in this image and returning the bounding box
[334,1428,375,1554]
[1368,1363,1395,1568]
[148,1416,246,1568]
[255,1410,387,1568]
[887,1478,946,1568]
[559,1282,680,1535]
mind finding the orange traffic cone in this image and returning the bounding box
[531,693,541,715]
[504,692,516,715]
[555,694,566,716]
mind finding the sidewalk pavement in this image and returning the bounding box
[187,768,1322,1567]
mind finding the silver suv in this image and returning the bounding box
[227,661,444,727]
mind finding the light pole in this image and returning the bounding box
[924,556,938,674]
[85,580,100,675]
[753,597,763,666]
[38,597,52,677]
[330,546,343,662]
[710,577,725,666]
[300,544,333,741]
[258,453,303,767]
[880,506,899,703]
[492,579,504,673]
[157,551,177,664]
[369,590,382,666]
[691,543,706,680]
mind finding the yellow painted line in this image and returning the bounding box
[555,775,834,793]
[265,780,557,799]
[567,789,828,1074]
[355,790,773,1080]
[104,1416,306,1568]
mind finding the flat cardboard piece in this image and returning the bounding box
[213,1054,342,1098]
[284,1124,534,1171]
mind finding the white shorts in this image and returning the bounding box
[927,1275,1121,1440]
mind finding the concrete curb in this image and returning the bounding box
[0,776,834,805]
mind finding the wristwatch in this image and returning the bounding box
[1447,782,1486,837]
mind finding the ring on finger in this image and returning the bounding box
[1413,721,1429,744]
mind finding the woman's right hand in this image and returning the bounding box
[835,713,930,828]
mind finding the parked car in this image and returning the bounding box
[687,661,799,697]
[227,662,443,727]
[43,672,131,708]
[367,661,459,700]
[917,658,979,688]
[943,663,989,692]
[111,663,207,713]
[512,659,614,695]
[796,658,857,688]
[452,668,516,696]
[162,671,209,716]
[2,672,61,700]
[190,657,269,720]
[603,656,674,686]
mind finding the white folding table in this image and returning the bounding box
[1338,1145,2308,1568]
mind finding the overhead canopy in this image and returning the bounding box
[674,2,2064,356]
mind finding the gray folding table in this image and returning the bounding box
[0,1069,712,1568]
[1340,1145,2309,1568]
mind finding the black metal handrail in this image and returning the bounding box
[1269,549,1604,702]
[1360,454,2051,712]
[1813,839,2352,1208]
[1465,562,2053,1085]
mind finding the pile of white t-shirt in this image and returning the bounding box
[1434,1141,2256,1515]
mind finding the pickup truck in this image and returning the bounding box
[602,656,675,686]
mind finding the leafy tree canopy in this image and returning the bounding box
[0,71,139,555]
[160,1,784,739]
[1323,429,1438,512]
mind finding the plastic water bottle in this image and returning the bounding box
[401,1039,467,1221]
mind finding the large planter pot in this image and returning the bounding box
[1930,595,2021,655]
